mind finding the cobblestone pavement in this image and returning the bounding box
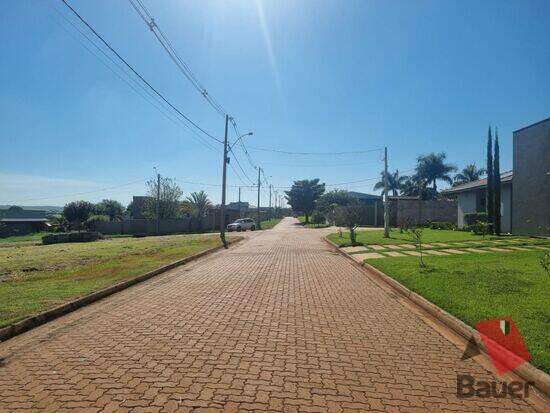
[0,218,544,412]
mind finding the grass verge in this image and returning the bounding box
[260,218,282,230]
[369,251,549,373]
[327,228,516,247]
[0,234,225,328]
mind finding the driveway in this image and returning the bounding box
[0,218,542,412]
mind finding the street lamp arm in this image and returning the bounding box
[229,132,253,150]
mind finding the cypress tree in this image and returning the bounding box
[486,126,494,226]
[494,129,501,234]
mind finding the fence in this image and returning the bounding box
[389,198,457,227]
[95,209,275,236]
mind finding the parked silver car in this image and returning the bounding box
[227,218,256,232]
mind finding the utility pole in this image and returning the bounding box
[238,186,242,218]
[269,184,272,220]
[156,170,160,236]
[257,167,262,229]
[383,146,389,238]
[220,115,229,248]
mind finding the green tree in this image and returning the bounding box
[486,126,494,226]
[144,176,183,219]
[334,200,363,245]
[494,129,501,235]
[285,179,325,223]
[94,199,124,221]
[373,169,408,196]
[416,152,457,192]
[316,189,354,225]
[185,191,213,219]
[400,174,437,200]
[63,201,94,229]
[453,163,486,186]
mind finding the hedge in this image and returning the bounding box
[42,232,103,245]
[463,212,488,227]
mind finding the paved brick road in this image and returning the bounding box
[0,218,543,412]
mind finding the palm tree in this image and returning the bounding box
[185,191,212,218]
[415,152,457,191]
[453,163,486,186]
[373,170,408,196]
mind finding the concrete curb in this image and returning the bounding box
[0,237,244,343]
[324,236,550,399]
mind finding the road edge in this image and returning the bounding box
[323,236,550,401]
[0,236,244,343]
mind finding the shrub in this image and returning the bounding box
[464,212,488,227]
[539,252,550,276]
[334,203,363,245]
[42,232,103,245]
[85,214,109,231]
[428,221,457,230]
[471,221,493,237]
[310,211,325,227]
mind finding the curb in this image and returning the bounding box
[0,237,244,343]
[324,236,550,400]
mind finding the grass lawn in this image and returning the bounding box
[260,218,282,230]
[0,232,47,245]
[370,251,550,373]
[0,234,227,328]
[327,228,514,247]
[296,215,329,228]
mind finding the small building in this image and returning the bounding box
[444,171,513,233]
[348,192,383,226]
[512,118,550,236]
[443,117,549,236]
[0,209,50,236]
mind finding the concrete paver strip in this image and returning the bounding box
[341,245,368,254]
[426,249,452,256]
[402,250,423,256]
[0,218,541,412]
[440,248,468,254]
[352,252,385,261]
[431,242,451,247]
[384,251,407,257]
[487,247,514,252]
[368,244,387,250]
[464,248,490,253]
[399,243,416,249]
[386,244,404,250]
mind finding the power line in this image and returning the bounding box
[60,0,222,145]
[228,148,256,185]
[127,0,228,117]
[246,146,384,156]
[49,5,220,152]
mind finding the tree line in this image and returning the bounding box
[372,152,487,199]
[285,140,503,239]
[50,177,214,231]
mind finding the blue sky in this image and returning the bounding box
[1,0,549,206]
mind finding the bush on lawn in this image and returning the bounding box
[428,221,457,230]
[85,214,109,231]
[464,212,488,227]
[310,210,325,227]
[470,221,493,237]
[42,232,103,245]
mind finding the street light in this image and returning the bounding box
[229,132,253,150]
